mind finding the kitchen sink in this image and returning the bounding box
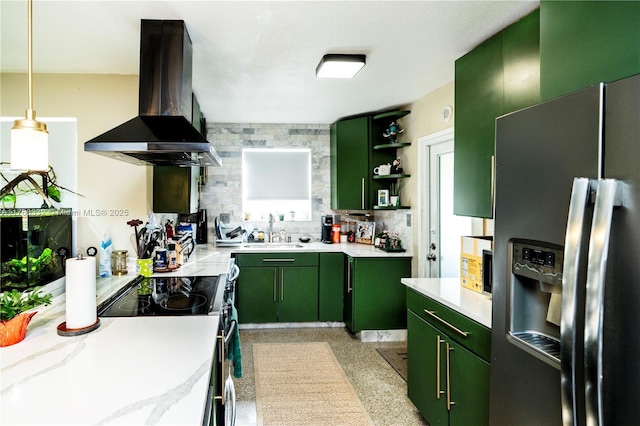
[242,243,304,249]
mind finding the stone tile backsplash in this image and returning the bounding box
[200,122,412,249]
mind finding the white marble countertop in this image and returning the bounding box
[224,240,412,257]
[401,277,492,328]
[0,242,409,425]
[0,245,224,426]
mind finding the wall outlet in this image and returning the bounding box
[406,213,412,227]
[220,213,231,223]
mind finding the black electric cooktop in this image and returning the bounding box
[98,275,222,317]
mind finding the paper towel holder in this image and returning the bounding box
[56,318,100,337]
[57,254,101,337]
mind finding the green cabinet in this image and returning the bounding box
[330,117,371,210]
[236,253,319,323]
[540,1,640,101]
[331,111,412,210]
[454,9,540,218]
[407,288,491,426]
[152,166,199,214]
[371,110,411,210]
[318,252,344,322]
[344,256,411,333]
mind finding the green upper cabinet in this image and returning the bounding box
[540,1,640,101]
[454,9,540,218]
[330,117,371,210]
[153,166,199,214]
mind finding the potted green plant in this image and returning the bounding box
[0,287,52,347]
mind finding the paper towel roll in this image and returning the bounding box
[65,256,97,329]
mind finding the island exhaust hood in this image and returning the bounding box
[84,20,221,167]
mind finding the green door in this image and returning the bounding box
[351,257,410,332]
[278,266,319,322]
[318,253,344,321]
[407,311,448,425]
[237,266,278,323]
[331,117,370,210]
[448,337,490,426]
[344,256,355,331]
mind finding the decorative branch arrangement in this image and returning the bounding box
[0,164,81,208]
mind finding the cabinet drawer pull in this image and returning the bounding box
[262,258,296,263]
[446,343,455,410]
[361,178,365,209]
[273,268,277,302]
[280,269,284,301]
[436,335,445,400]
[424,309,469,337]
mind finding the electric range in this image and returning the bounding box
[97,275,223,317]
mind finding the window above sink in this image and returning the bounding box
[242,148,312,221]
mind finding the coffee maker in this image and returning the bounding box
[321,215,333,243]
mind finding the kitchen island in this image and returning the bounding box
[1,241,410,425]
[0,246,230,426]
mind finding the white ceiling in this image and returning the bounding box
[1,0,539,124]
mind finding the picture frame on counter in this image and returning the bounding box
[377,189,389,207]
[356,221,375,244]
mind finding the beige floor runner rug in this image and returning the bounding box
[253,342,374,426]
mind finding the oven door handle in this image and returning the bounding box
[224,320,236,346]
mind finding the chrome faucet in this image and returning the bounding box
[268,213,274,241]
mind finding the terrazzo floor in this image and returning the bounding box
[233,327,428,426]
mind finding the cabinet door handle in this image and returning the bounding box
[280,269,284,301]
[424,309,469,337]
[347,260,352,293]
[263,258,295,263]
[436,335,445,400]
[446,343,455,411]
[361,178,365,209]
[273,268,277,302]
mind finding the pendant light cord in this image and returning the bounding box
[27,0,34,115]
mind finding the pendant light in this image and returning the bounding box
[11,0,48,171]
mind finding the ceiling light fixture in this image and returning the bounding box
[316,54,366,79]
[11,0,48,171]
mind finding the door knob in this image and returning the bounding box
[427,253,437,261]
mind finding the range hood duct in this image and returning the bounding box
[84,20,221,167]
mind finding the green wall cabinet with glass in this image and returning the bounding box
[330,117,371,210]
[407,288,491,426]
[235,253,319,323]
[454,9,540,218]
[344,256,411,333]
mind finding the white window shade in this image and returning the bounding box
[243,149,311,200]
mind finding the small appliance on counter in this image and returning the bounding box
[195,209,208,244]
[321,215,334,243]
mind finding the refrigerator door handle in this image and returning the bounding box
[560,177,594,426]
[584,179,621,426]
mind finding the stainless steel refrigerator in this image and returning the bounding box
[491,73,640,425]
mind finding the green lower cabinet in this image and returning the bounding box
[237,266,278,323]
[318,253,344,322]
[278,266,319,322]
[345,256,411,333]
[236,253,319,323]
[407,309,490,426]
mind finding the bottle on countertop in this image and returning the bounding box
[167,243,178,269]
[165,220,174,240]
